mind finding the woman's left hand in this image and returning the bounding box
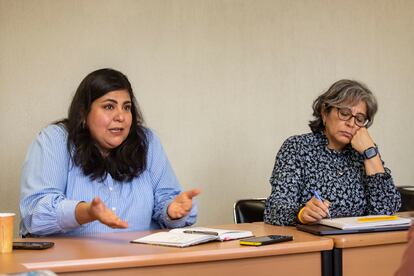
[351,127,385,174]
[351,127,375,154]
[167,189,201,219]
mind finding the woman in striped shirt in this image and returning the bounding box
[20,68,199,236]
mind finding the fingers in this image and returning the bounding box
[91,197,102,207]
[88,197,106,219]
[168,202,191,219]
[108,218,129,229]
[351,128,375,153]
[309,197,329,214]
[301,210,321,223]
[167,193,195,220]
[172,188,200,209]
[90,197,128,229]
[174,208,189,218]
[182,188,201,199]
[301,197,330,223]
[117,220,128,228]
[356,127,370,137]
[102,214,129,229]
[303,206,324,221]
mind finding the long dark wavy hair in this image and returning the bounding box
[56,68,148,182]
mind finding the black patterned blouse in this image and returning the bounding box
[264,132,401,226]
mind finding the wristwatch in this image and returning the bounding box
[362,146,378,160]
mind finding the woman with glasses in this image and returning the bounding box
[264,79,401,225]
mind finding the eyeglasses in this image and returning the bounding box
[335,106,369,127]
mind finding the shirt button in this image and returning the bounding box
[112,207,116,211]
[109,187,113,191]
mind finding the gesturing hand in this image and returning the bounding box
[88,197,128,228]
[167,189,201,219]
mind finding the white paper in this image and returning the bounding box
[319,215,412,230]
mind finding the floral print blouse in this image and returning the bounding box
[264,132,401,226]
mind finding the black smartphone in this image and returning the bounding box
[13,242,55,250]
[239,235,293,246]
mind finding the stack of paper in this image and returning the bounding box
[319,215,412,230]
[131,227,253,247]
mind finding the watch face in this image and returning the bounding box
[364,147,378,159]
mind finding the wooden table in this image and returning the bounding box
[327,230,408,276]
[0,223,333,276]
[326,212,414,276]
[325,212,414,276]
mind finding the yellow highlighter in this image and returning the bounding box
[357,215,399,223]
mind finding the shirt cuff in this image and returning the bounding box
[57,200,81,231]
[366,168,392,183]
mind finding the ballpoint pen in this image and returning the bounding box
[312,191,331,219]
[183,230,219,236]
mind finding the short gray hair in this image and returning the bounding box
[309,79,378,133]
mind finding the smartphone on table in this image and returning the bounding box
[13,241,54,250]
[240,235,293,246]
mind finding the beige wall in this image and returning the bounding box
[1,0,413,235]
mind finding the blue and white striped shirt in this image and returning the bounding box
[20,124,197,236]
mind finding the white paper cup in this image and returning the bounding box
[0,213,15,253]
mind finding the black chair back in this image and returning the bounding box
[397,186,414,211]
[233,198,266,224]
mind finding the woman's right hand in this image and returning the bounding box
[75,197,128,228]
[298,197,330,224]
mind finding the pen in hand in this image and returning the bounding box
[183,230,219,236]
[312,191,331,219]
